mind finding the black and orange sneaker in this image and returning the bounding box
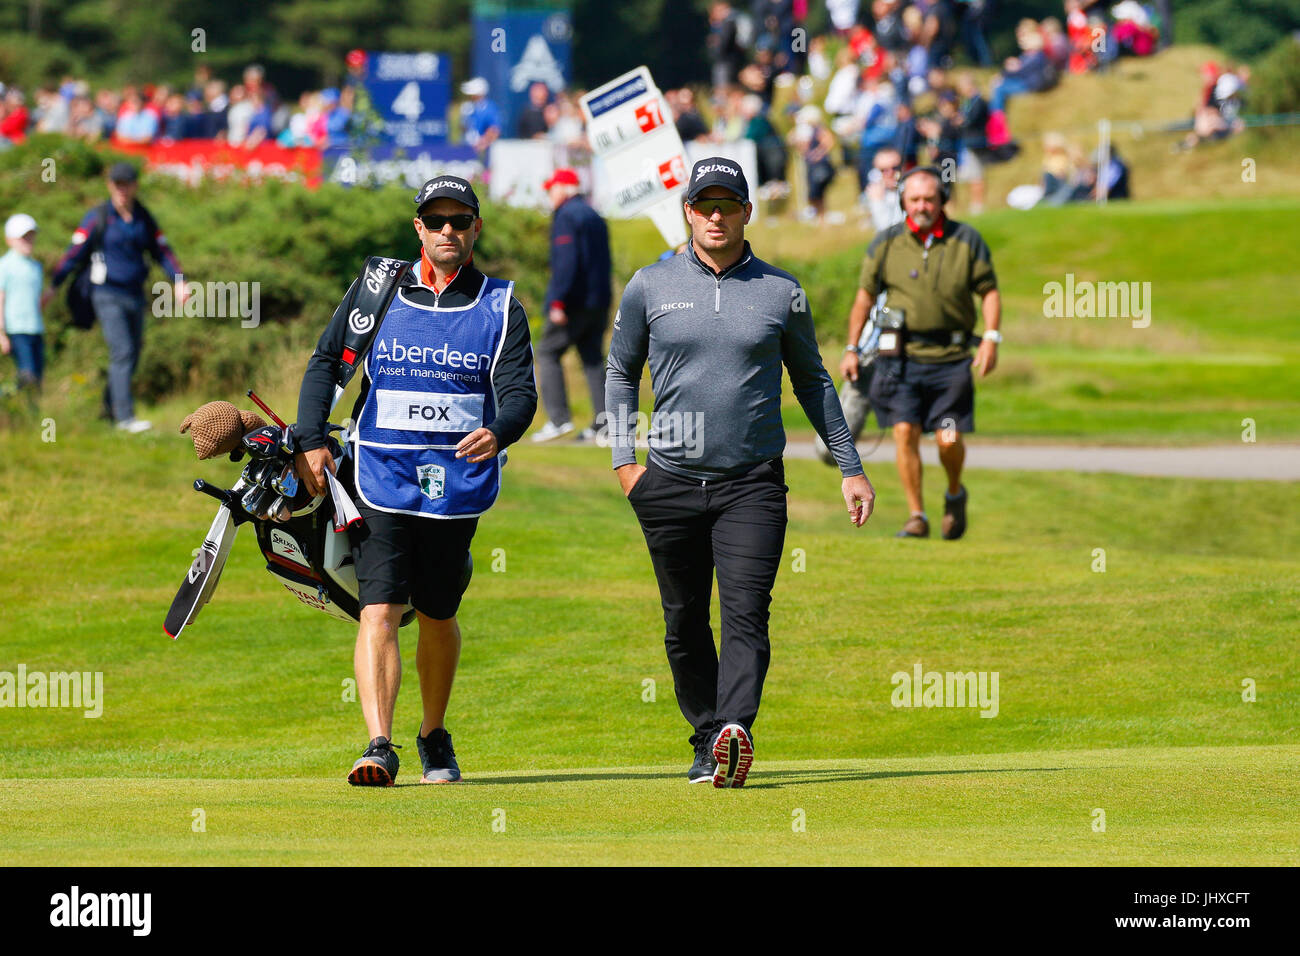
[347,736,401,787]
[711,723,754,789]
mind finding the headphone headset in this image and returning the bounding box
[898,165,952,211]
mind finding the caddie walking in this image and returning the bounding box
[294,176,537,786]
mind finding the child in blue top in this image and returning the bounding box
[0,213,46,389]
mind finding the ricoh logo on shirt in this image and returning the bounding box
[659,302,694,312]
[694,163,738,180]
[374,338,492,370]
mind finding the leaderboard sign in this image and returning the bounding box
[364,52,451,146]
[581,66,688,248]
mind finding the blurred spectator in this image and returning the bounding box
[891,100,920,166]
[458,77,501,157]
[180,93,207,139]
[157,93,184,141]
[1178,64,1248,150]
[277,91,324,147]
[824,47,861,120]
[226,85,252,144]
[35,86,69,134]
[114,90,158,144]
[243,90,274,148]
[989,19,1057,113]
[1065,0,1103,73]
[201,80,228,138]
[188,64,212,102]
[741,93,788,194]
[1038,132,1088,204]
[0,212,46,390]
[1,89,30,142]
[1089,144,1129,200]
[848,24,886,77]
[872,0,911,55]
[790,104,837,220]
[1110,2,1158,58]
[714,87,747,140]
[864,145,905,230]
[708,2,750,89]
[517,82,551,139]
[854,74,901,190]
[1041,17,1070,72]
[671,87,711,143]
[753,0,796,75]
[826,0,861,34]
[94,89,119,139]
[324,88,352,146]
[808,35,833,81]
[902,5,930,94]
[954,0,993,66]
[547,92,588,164]
[67,95,105,141]
[915,0,959,67]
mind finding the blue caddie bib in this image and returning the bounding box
[354,274,513,518]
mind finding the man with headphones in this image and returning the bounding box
[838,166,1001,539]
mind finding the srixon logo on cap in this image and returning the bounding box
[695,163,739,180]
[420,179,468,201]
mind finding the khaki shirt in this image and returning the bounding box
[858,218,997,363]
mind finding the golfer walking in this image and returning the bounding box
[606,158,875,788]
[294,176,537,786]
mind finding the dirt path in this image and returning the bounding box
[784,440,1300,481]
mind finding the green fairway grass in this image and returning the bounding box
[0,425,1295,865]
[2,747,1295,866]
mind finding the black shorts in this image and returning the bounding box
[351,507,477,619]
[869,355,975,434]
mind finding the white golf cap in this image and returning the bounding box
[4,213,37,239]
[460,77,489,97]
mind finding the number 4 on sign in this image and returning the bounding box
[392,82,423,121]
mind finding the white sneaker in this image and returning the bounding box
[116,418,153,434]
[531,420,575,443]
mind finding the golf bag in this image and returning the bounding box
[165,255,474,639]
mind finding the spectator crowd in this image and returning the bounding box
[0,2,1224,225]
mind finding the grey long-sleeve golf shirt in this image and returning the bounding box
[606,241,862,481]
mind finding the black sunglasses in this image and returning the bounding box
[420,213,476,231]
[687,197,746,217]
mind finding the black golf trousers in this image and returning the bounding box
[628,456,788,744]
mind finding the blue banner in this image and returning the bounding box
[363,52,451,146]
[470,9,572,139]
[323,145,484,189]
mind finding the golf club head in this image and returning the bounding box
[242,425,285,460]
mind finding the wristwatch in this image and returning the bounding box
[844,344,859,354]
[983,329,1003,344]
